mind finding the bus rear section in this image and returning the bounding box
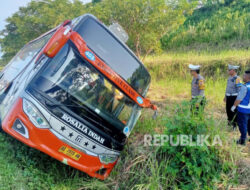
[0,14,156,180]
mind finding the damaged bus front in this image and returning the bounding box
[0,14,156,180]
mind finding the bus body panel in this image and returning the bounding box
[2,98,116,180]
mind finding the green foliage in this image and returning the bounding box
[0,0,197,64]
[0,133,90,190]
[92,0,102,3]
[0,0,86,63]
[1,0,248,63]
[85,0,197,57]
[161,0,250,50]
[145,50,250,80]
[100,101,237,190]
[157,101,236,189]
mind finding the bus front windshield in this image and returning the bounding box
[31,42,139,130]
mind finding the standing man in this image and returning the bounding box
[189,64,206,114]
[224,64,242,129]
[231,70,250,145]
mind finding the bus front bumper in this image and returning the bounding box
[2,98,117,180]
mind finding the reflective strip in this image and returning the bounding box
[192,95,204,98]
[226,93,238,96]
[238,104,250,109]
[238,84,250,109]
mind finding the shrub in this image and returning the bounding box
[156,101,236,189]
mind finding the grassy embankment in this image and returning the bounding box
[146,50,250,109]
[0,49,250,189]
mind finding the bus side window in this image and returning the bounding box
[0,33,53,87]
[0,72,4,80]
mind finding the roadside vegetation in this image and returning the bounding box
[0,101,241,190]
[0,0,249,189]
[161,0,250,51]
[0,49,249,189]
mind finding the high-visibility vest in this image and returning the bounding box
[238,82,250,114]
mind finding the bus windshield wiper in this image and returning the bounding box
[44,100,112,133]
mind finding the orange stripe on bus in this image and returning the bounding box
[70,31,156,110]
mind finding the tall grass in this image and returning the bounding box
[148,77,227,110]
[145,50,250,80]
[144,50,250,109]
[0,50,248,189]
[105,102,238,189]
[161,1,250,50]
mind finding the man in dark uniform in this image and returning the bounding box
[224,64,242,129]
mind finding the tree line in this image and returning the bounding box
[0,0,248,66]
[0,0,197,65]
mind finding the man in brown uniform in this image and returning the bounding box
[189,64,206,114]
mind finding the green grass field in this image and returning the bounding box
[146,49,250,109]
[0,50,250,189]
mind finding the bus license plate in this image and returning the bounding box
[58,146,81,161]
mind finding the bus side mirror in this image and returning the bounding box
[62,20,71,27]
[152,110,158,120]
[43,24,71,58]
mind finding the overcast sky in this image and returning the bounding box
[0,0,92,31]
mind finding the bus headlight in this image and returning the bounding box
[23,98,50,129]
[99,154,118,164]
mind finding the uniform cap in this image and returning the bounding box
[228,64,240,70]
[188,64,200,70]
